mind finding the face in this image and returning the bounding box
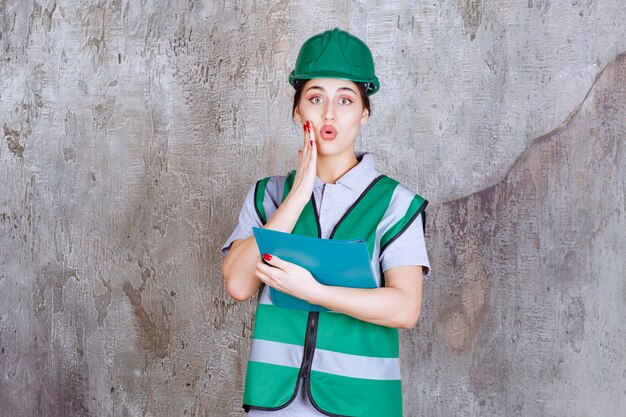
[294,78,369,157]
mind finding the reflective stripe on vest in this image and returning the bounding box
[244,171,427,416]
[250,339,401,380]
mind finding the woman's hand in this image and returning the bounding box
[287,121,317,206]
[223,123,318,303]
[255,253,322,302]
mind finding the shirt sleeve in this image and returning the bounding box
[379,213,431,278]
[220,182,263,257]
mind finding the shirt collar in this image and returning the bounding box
[314,150,379,193]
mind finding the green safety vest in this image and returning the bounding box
[243,170,427,416]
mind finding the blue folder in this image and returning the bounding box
[252,227,377,312]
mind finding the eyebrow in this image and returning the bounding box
[305,85,357,95]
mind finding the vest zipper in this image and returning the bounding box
[302,193,321,382]
[300,311,319,381]
[303,311,350,416]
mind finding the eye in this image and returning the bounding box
[338,97,352,105]
[310,96,324,104]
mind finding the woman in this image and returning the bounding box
[221,28,430,417]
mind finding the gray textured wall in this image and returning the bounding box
[0,1,624,416]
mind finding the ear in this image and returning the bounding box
[360,107,369,126]
[293,106,302,123]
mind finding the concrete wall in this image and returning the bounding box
[0,1,624,416]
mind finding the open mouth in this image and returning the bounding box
[321,125,337,141]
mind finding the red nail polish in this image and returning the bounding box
[263,253,272,261]
[310,139,313,145]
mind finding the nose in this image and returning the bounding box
[323,103,336,122]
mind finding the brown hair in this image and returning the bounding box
[291,79,372,119]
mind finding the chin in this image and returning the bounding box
[317,142,354,157]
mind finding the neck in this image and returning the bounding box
[316,150,360,184]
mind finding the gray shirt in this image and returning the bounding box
[220,150,430,415]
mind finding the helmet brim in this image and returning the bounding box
[289,71,380,96]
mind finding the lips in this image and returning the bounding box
[321,125,337,141]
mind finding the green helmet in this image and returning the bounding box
[289,28,380,95]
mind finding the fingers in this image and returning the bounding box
[299,121,309,165]
[261,253,287,270]
[256,255,284,288]
[302,121,316,148]
[255,269,273,287]
[305,121,316,160]
[257,263,278,280]
[299,120,314,168]
[309,122,317,157]
[303,120,311,149]
[308,121,316,147]
[291,120,317,201]
[305,122,316,175]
